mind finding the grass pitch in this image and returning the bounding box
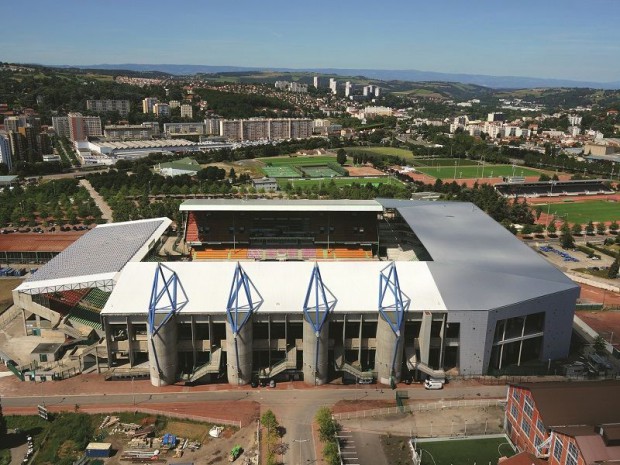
[416,437,514,465]
[415,164,540,180]
[538,200,620,224]
[344,146,414,159]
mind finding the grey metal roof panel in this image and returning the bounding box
[392,201,575,285]
[426,263,579,311]
[26,218,168,283]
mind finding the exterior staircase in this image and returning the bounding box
[259,347,297,379]
[405,346,445,379]
[334,345,374,381]
[188,347,222,382]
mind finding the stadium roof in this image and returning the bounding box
[378,199,579,310]
[15,218,171,295]
[0,175,18,185]
[180,199,384,212]
[102,261,446,316]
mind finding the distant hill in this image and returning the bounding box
[72,63,620,90]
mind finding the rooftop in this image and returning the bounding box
[179,199,384,212]
[515,381,620,427]
[16,218,171,294]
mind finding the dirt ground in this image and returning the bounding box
[346,165,387,177]
[577,310,620,350]
[332,399,395,414]
[339,405,505,438]
[100,422,257,465]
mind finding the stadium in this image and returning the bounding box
[10,199,579,387]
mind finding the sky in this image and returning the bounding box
[2,0,620,82]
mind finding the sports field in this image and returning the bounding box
[412,158,480,167]
[538,200,620,224]
[262,165,302,178]
[417,437,514,465]
[278,176,400,189]
[416,164,540,180]
[300,165,341,177]
[344,146,414,160]
[259,155,343,166]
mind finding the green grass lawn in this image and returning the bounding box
[411,158,481,167]
[262,165,302,178]
[277,176,400,188]
[538,200,620,224]
[258,155,342,166]
[300,166,342,177]
[416,438,515,465]
[344,146,414,159]
[416,164,541,180]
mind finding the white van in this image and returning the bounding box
[424,378,444,390]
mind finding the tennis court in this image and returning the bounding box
[260,155,341,166]
[262,165,302,178]
[300,165,341,177]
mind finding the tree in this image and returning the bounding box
[597,222,607,235]
[315,406,337,442]
[0,163,8,175]
[593,335,607,354]
[586,221,595,235]
[336,148,347,166]
[560,223,575,249]
[609,256,619,279]
[571,223,583,236]
[547,222,557,236]
[610,221,619,233]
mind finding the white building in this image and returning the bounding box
[153,103,170,118]
[86,100,131,116]
[180,105,193,119]
[142,97,159,114]
[0,133,12,171]
[329,78,337,95]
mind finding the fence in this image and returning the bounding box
[332,398,504,420]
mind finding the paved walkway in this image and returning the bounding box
[79,179,113,223]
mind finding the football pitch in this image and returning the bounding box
[538,200,620,224]
[300,165,341,177]
[344,146,414,159]
[415,164,540,180]
[259,155,342,166]
[411,158,480,167]
[277,176,399,188]
[416,437,515,465]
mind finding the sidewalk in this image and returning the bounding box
[79,179,113,223]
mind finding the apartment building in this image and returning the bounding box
[104,123,160,140]
[180,104,193,119]
[153,103,170,118]
[142,97,159,114]
[86,100,131,116]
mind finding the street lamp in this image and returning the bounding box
[546,181,557,229]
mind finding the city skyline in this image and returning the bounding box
[2,0,620,83]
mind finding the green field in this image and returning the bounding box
[416,164,540,180]
[262,165,302,178]
[259,155,342,166]
[416,438,515,465]
[344,146,414,159]
[278,176,400,189]
[300,165,341,177]
[412,158,481,167]
[539,200,620,224]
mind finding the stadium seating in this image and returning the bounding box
[495,180,614,198]
[80,289,111,310]
[186,213,199,242]
[68,304,103,330]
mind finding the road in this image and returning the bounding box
[1,383,507,464]
[79,179,113,222]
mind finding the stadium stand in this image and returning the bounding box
[495,179,614,198]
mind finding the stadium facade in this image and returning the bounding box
[11,200,579,387]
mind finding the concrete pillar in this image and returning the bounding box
[102,317,113,367]
[126,318,134,367]
[226,320,252,385]
[302,318,329,385]
[147,315,178,387]
[418,311,433,365]
[375,316,405,385]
